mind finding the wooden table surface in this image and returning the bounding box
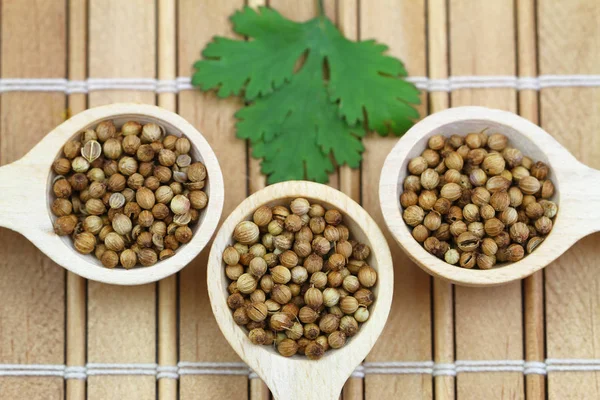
[0,1,599,399]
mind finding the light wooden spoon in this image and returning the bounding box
[0,103,224,285]
[207,181,393,400]
[380,106,600,286]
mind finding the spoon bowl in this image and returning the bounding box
[0,103,224,285]
[207,181,393,400]
[380,106,600,286]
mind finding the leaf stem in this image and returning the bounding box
[317,0,325,16]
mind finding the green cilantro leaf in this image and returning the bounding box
[192,5,420,183]
[241,54,363,183]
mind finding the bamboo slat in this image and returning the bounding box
[66,0,88,399]
[427,2,454,400]
[87,1,157,399]
[539,1,600,399]
[157,1,178,400]
[516,1,544,400]
[337,1,362,398]
[0,1,67,399]
[449,1,523,399]
[360,1,432,399]
[177,1,249,399]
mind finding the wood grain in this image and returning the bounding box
[66,0,87,398]
[178,1,249,399]
[157,1,178,399]
[360,1,432,399]
[246,0,271,398]
[337,1,362,398]
[427,1,454,399]
[539,1,600,398]
[516,1,544,399]
[449,1,522,398]
[87,1,156,398]
[0,0,66,398]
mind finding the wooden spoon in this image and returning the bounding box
[380,106,600,286]
[207,181,393,400]
[0,103,224,285]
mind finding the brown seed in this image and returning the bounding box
[270,312,293,331]
[459,252,476,269]
[433,223,451,240]
[100,250,119,269]
[312,236,330,256]
[507,187,523,208]
[418,190,437,211]
[457,232,480,252]
[509,222,530,244]
[284,214,303,232]
[540,180,555,199]
[444,151,464,170]
[421,169,440,190]
[53,179,72,199]
[506,243,525,262]
[51,198,73,217]
[246,302,268,322]
[271,284,292,305]
[233,221,259,245]
[519,176,541,195]
[277,339,298,357]
[530,161,549,180]
[482,152,506,176]
[439,183,462,201]
[471,187,491,206]
[120,249,137,269]
[252,205,272,227]
[477,253,496,270]
[525,202,544,219]
[502,147,523,168]
[353,243,370,261]
[408,156,428,175]
[358,266,377,287]
[486,176,511,193]
[526,236,544,254]
[227,292,245,309]
[428,134,446,150]
[500,207,518,226]
[481,237,499,256]
[107,173,126,192]
[446,206,463,224]
[400,191,418,208]
[403,205,425,227]
[74,232,96,254]
[54,215,78,236]
[484,218,505,237]
[494,231,511,248]
[490,191,510,212]
[487,133,508,151]
[479,204,496,220]
[535,216,553,235]
[432,198,451,215]
[468,221,485,239]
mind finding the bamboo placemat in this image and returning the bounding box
[0,1,599,399]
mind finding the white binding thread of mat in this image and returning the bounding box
[2,75,600,94]
[3,359,600,379]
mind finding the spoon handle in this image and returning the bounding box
[570,165,600,236]
[0,161,41,233]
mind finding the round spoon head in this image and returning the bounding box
[0,103,223,285]
[207,181,393,400]
[380,106,598,286]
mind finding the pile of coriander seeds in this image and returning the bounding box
[223,198,377,360]
[51,120,208,269]
[400,132,558,269]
